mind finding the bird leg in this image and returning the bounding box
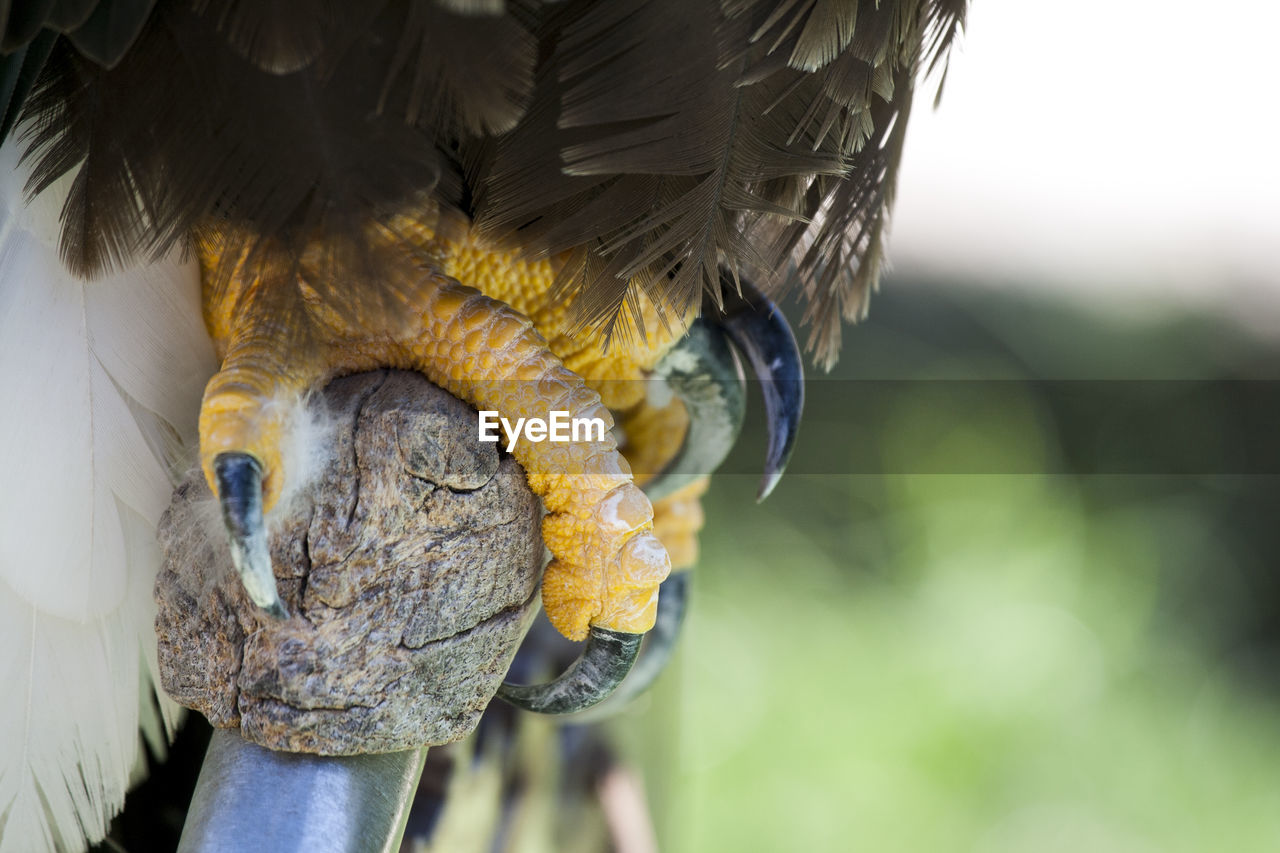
[197,228,669,711]
[197,217,803,714]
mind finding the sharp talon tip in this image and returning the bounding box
[213,452,284,618]
[756,469,784,502]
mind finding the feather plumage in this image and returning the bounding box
[6,0,963,365]
[0,137,215,851]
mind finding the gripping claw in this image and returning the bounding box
[213,452,287,619]
[497,627,642,715]
[572,571,690,719]
[717,274,804,501]
[644,319,747,502]
[612,571,688,700]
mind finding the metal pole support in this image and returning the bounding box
[178,729,426,853]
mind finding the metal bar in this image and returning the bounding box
[178,728,426,853]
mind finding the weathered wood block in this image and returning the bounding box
[155,371,543,754]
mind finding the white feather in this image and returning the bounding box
[0,139,217,851]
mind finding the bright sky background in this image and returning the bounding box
[891,0,1280,331]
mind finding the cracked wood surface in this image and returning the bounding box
[155,371,543,754]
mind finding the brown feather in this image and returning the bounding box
[11,0,966,368]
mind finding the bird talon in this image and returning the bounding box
[571,571,691,720]
[642,316,746,501]
[497,627,642,715]
[716,275,805,502]
[212,451,288,619]
[199,231,672,706]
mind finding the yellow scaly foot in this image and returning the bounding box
[198,214,680,712]
[197,210,802,714]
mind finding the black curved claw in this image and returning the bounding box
[620,571,688,695]
[497,627,642,714]
[717,274,804,501]
[213,452,287,619]
[644,319,747,502]
[578,573,690,721]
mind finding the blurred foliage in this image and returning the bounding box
[618,279,1280,851]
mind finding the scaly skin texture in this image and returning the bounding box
[198,214,695,639]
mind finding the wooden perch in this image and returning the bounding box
[155,371,544,755]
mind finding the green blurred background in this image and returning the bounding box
[621,276,1280,852]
